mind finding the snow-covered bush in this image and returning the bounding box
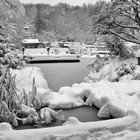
[0,0,28,127]
[105,36,134,59]
[87,57,140,82]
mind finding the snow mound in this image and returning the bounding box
[48,94,85,109]
[47,80,140,117]
[63,117,81,126]
[98,97,127,118]
[0,123,12,131]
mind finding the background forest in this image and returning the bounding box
[23,1,106,44]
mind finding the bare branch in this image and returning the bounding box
[133,6,140,26]
[132,0,139,6]
[4,0,17,10]
[120,31,138,40]
[118,13,137,23]
[108,29,140,45]
[111,19,140,30]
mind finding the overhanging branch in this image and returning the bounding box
[118,13,137,23]
[108,29,140,45]
[133,7,140,27]
[112,19,140,30]
[120,31,138,40]
[4,0,17,12]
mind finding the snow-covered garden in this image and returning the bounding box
[1,56,140,140]
[2,0,140,139]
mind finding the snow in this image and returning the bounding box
[0,123,13,132]
[136,49,140,57]
[81,55,96,58]
[0,111,137,140]
[24,48,48,56]
[10,67,49,95]
[40,107,63,124]
[22,39,39,44]
[48,93,85,109]
[88,61,140,82]
[3,65,140,140]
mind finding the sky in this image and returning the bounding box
[19,0,109,6]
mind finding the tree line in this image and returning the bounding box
[4,0,139,58]
[23,1,106,44]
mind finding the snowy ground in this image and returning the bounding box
[1,64,140,140]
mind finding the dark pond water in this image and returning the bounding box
[17,106,104,130]
[24,58,105,128]
[27,58,93,92]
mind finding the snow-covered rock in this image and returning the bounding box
[40,108,52,124]
[48,94,85,109]
[0,123,13,131]
[98,97,128,118]
[63,117,81,126]
[40,107,63,124]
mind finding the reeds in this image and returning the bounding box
[0,43,39,127]
[0,66,41,127]
[0,66,19,127]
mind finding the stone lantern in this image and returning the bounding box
[24,26,28,31]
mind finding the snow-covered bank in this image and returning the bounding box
[0,111,137,140]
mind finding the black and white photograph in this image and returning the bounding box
[0,0,140,139]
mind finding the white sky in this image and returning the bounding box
[19,0,109,6]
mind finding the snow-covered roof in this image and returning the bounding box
[22,39,39,44]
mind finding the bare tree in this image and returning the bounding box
[92,0,140,45]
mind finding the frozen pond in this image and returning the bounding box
[17,106,104,130]
[26,58,93,92]
[25,58,105,127]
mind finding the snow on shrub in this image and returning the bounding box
[87,57,140,82]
